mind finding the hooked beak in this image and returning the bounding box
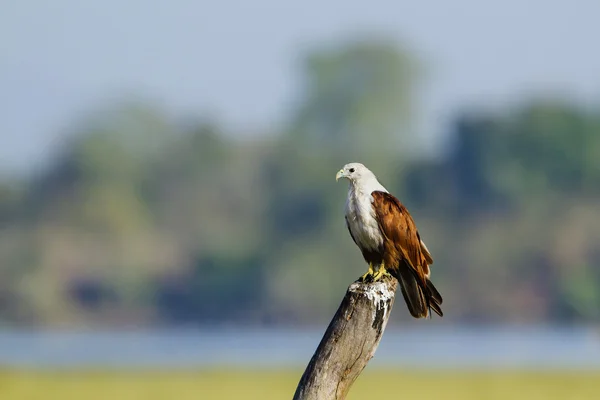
[335,169,345,182]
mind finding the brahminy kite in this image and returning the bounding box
[336,162,443,318]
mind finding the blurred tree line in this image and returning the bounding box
[0,38,599,328]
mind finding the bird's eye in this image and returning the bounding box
[349,168,355,173]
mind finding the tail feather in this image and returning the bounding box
[392,263,443,318]
[426,281,444,317]
[426,278,443,306]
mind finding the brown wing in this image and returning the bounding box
[420,237,434,265]
[371,191,443,318]
[371,191,430,282]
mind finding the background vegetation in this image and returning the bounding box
[1,37,599,329]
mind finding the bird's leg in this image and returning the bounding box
[371,262,391,281]
[359,263,375,283]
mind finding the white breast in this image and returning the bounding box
[345,184,387,251]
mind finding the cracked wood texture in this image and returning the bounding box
[293,276,398,400]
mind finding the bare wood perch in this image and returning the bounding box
[293,275,398,400]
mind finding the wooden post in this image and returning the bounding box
[293,275,398,400]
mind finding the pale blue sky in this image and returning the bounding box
[2,0,600,174]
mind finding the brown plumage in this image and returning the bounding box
[371,191,443,318]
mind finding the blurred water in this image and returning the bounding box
[1,326,599,369]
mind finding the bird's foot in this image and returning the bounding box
[359,263,375,283]
[371,264,390,282]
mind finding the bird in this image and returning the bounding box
[336,162,443,318]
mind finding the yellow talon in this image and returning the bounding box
[371,263,390,281]
[360,263,375,282]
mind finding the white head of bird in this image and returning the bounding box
[335,162,388,193]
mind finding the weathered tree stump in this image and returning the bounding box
[293,275,398,400]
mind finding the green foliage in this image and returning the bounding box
[0,39,599,327]
[291,37,421,167]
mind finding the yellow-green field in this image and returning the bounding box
[0,369,598,399]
